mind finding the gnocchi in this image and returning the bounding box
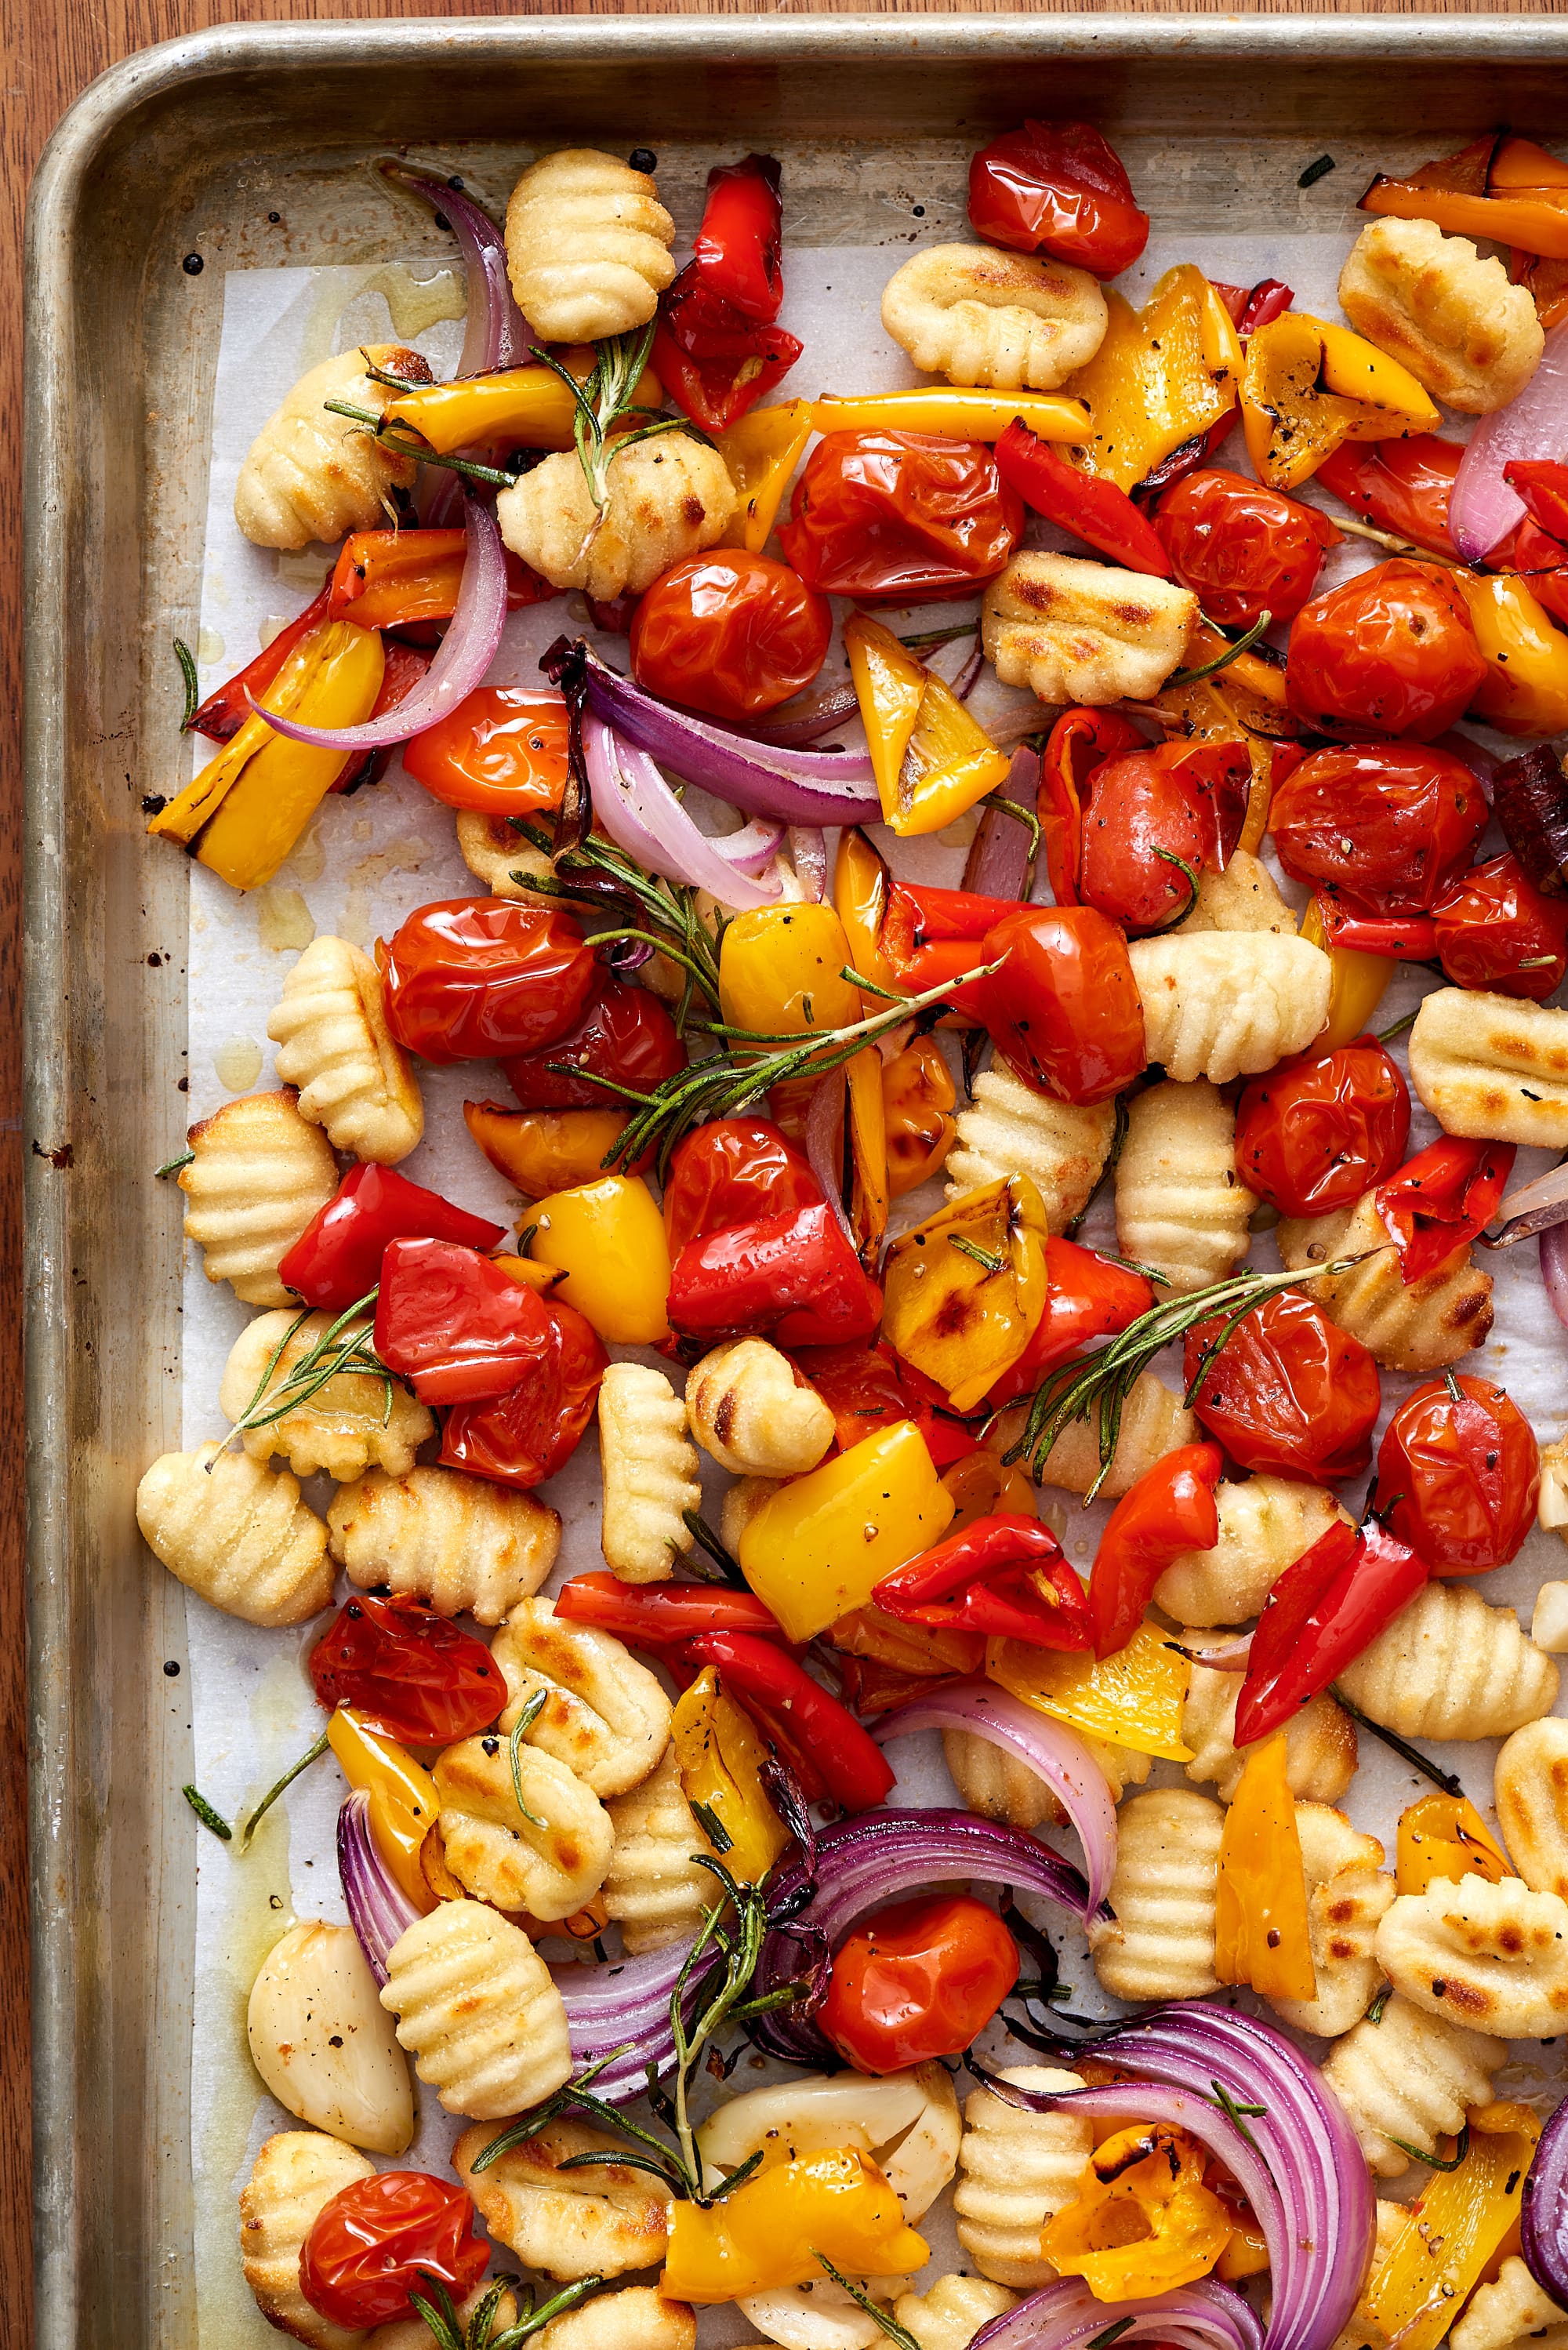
[1376,1874,1568,2036]
[1266,1806,1395,2039]
[326,1463,560,1625]
[953,2064,1093,2287]
[1155,1475,1348,1627]
[1127,932,1333,1084]
[1176,848,1294,935]
[1114,1077,1255,1295]
[602,1747,719,1956]
[504,149,676,340]
[880,244,1108,390]
[220,1309,434,1481]
[1090,1788,1225,2002]
[1497,1718,1568,1897]
[597,1361,702,1582]
[136,1440,332,1626]
[686,1338,834,1476]
[434,1733,614,1920]
[492,1596,671,1796]
[982,551,1197,704]
[1321,1992,1504,2177]
[1277,1188,1494,1371]
[497,433,736,600]
[945,1067,1116,1233]
[379,1898,572,2119]
[239,2130,376,2349]
[455,2116,673,2277]
[1181,1636,1356,1806]
[1338,216,1544,414]
[1452,2259,1568,2350]
[1335,1580,1559,1742]
[990,1370,1199,1500]
[267,934,423,1164]
[178,1088,339,1309]
[1408,987,1568,1150]
[892,2276,1019,2350]
[234,345,432,551]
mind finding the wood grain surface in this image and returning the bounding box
[3,0,1560,2342]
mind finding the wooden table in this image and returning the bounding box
[3,0,1555,2333]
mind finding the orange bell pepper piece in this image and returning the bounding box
[463,1101,652,1193]
[1363,133,1568,261]
[883,1038,958,1199]
[1044,2125,1234,2300]
[1396,1792,1512,1896]
[1214,1732,1316,2003]
[717,400,816,554]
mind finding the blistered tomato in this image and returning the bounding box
[1185,1288,1381,1481]
[308,1594,505,1742]
[820,1892,1020,2073]
[501,978,684,1110]
[1152,468,1341,629]
[1285,559,1487,740]
[662,1115,824,1259]
[967,120,1149,275]
[439,1291,607,1488]
[630,551,833,720]
[299,2172,489,2328]
[1374,1375,1541,1577]
[1076,740,1250,934]
[381,899,599,1065]
[1269,742,1488,916]
[1235,1038,1411,1219]
[779,431,1023,604]
[401,686,569,815]
[978,906,1146,1106]
[1434,853,1568,1001]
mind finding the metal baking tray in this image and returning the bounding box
[23,15,1568,2343]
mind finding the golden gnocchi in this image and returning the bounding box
[179,1088,339,1309]
[326,1463,559,1625]
[991,1370,1199,1501]
[497,433,736,600]
[1496,1718,1568,1898]
[1176,848,1294,935]
[1267,1805,1395,2039]
[234,345,432,551]
[953,2063,1093,2287]
[597,1361,702,1583]
[1451,2258,1568,2350]
[267,934,423,1164]
[220,1309,434,1481]
[1127,932,1333,1084]
[1408,987,1568,1150]
[1278,1188,1494,1371]
[686,1338,833,1477]
[1376,1874,1568,2037]
[1338,216,1544,413]
[982,550,1198,705]
[1114,1077,1254,1294]
[945,1066,1116,1233]
[492,1596,670,1796]
[504,149,675,340]
[602,1746,718,1956]
[1335,1580,1559,1742]
[535,2289,696,2350]
[1180,1637,1356,1806]
[136,1440,332,1626]
[892,2276,1019,2350]
[455,2116,673,2278]
[1156,1475,1348,1627]
[434,1733,614,1920]
[1090,1788,1224,2002]
[239,2130,376,2350]
[1320,1992,1504,2178]
[455,811,558,902]
[880,244,1108,390]
[379,1898,572,2119]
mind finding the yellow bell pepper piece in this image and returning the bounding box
[671,1666,791,1887]
[1454,571,1568,739]
[719,903,862,1048]
[1299,896,1394,1048]
[834,827,897,1012]
[383,358,662,455]
[1396,1792,1512,1896]
[739,1422,956,1642]
[985,1622,1192,1762]
[813,389,1088,444]
[882,1176,1050,1415]
[1214,1734,1317,2003]
[525,1175,670,1344]
[1365,2105,1541,2350]
[846,1047,889,1259]
[844,615,1010,837]
[1062,266,1243,493]
[719,400,816,553]
[662,2148,929,2305]
[491,1251,568,1295]
[327,1706,440,1914]
[845,616,927,819]
[1044,2125,1235,2301]
[1241,314,1441,493]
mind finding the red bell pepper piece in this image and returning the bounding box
[1235,1517,1430,1747]
[880,880,1033,1017]
[987,1240,1155,1409]
[873,1515,1093,1652]
[1038,707,1146,906]
[187,587,332,742]
[653,161,799,433]
[374,1237,558,1406]
[1314,436,1463,558]
[667,1200,881,1346]
[438,1291,606,1491]
[1309,894,1440,961]
[328,528,550,632]
[1512,514,1568,631]
[1504,459,1568,544]
[680,1631,895,1813]
[1087,1444,1223,1660]
[554,1573,789,1647]
[1374,1136,1516,1286]
[691,154,788,321]
[278,1163,506,1314]
[994,420,1171,576]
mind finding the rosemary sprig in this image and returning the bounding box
[183,1785,232,1840]
[1207,2079,1268,2156]
[173,637,200,728]
[229,1291,392,1437]
[1388,2125,1469,2173]
[1330,1684,1464,1796]
[1089,2323,1137,2350]
[1001,1255,1370,1501]
[408,2270,605,2350]
[691,1800,734,1855]
[1377,1004,1421,1044]
[949,1233,1004,1273]
[1166,609,1273,689]
[1150,844,1201,931]
[511,820,724,1016]
[507,1690,550,1830]
[238,1727,331,1852]
[1366,1983,1392,2026]
[811,2254,920,2350]
[156,1148,195,1179]
[530,325,695,515]
[681,1508,748,1587]
[321,400,523,486]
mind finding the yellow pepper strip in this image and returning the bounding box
[739,1422,956,1642]
[1396,1792,1512,1896]
[1300,895,1394,1048]
[327,1707,440,1914]
[662,2148,929,2305]
[671,1667,791,1887]
[846,1047,889,1259]
[985,1622,1192,1761]
[844,615,1010,837]
[834,827,897,1012]
[1241,314,1441,493]
[491,1251,568,1296]
[1062,266,1243,493]
[718,400,816,554]
[883,1175,1050,1414]
[845,616,927,819]
[1044,2125,1235,2301]
[1453,571,1568,739]
[1214,1734,1317,2004]
[884,1038,958,1200]
[943,1449,1037,1532]
[525,1175,671,1345]
[812,389,1088,444]
[1365,2105,1541,2350]
[382,358,662,456]
[1213,2210,1270,2283]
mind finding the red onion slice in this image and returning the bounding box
[1523,2088,1568,2304]
[583,714,782,910]
[874,1681,1116,1916]
[743,682,862,747]
[1541,1221,1568,1330]
[1451,319,1568,561]
[382,164,529,377]
[337,1790,419,1988]
[971,2266,1264,2350]
[804,1068,855,1246]
[252,496,508,751]
[964,744,1040,902]
[551,1938,699,2102]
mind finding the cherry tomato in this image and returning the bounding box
[1152,468,1341,629]
[1077,740,1250,934]
[1185,1288,1381,1481]
[308,1594,504,1745]
[1313,438,1463,559]
[1286,559,1488,741]
[401,687,570,815]
[782,1336,959,1462]
[1374,1375,1541,1578]
[382,899,599,1066]
[375,1237,565,1406]
[820,1892,1020,2074]
[778,431,1023,604]
[630,551,833,721]
[978,906,1145,1107]
[987,1239,1155,1407]
[1434,853,1568,1001]
[439,1291,607,1489]
[1269,742,1488,917]
[662,1115,824,1259]
[300,2171,489,2329]
[967,120,1149,276]
[499,979,684,1110]
[1235,1039,1412,1219]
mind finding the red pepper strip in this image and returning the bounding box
[691,154,786,321]
[1312,895,1440,960]
[1087,1444,1223,1660]
[554,1573,789,1647]
[1313,437,1463,558]
[873,1515,1094,1653]
[1039,708,1146,906]
[1513,516,1568,631]
[328,528,549,631]
[278,1163,506,1313]
[652,274,803,434]
[1504,458,1568,543]
[332,641,435,794]
[995,419,1171,576]
[680,1631,895,1812]
[1235,1518,1430,1746]
[667,1201,881,1346]
[187,587,332,741]
[1237,278,1293,335]
[987,1240,1155,1409]
[1374,1137,1516,1286]
[375,1237,557,1406]
[880,880,1034,1016]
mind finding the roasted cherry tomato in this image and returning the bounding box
[308,1594,504,1743]
[382,898,598,1066]
[662,1115,824,1259]
[1374,1136,1514,1287]
[440,1291,607,1489]
[1314,437,1464,558]
[1434,853,1568,1001]
[1286,559,1488,741]
[375,1237,564,1406]
[1152,468,1341,629]
[500,978,684,1110]
[967,119,1149,276]
[630,551,833,721]
[782,1336,967,1464]
[987,1239,1155,1408]
[1269,742,1488,917]
[401,687,570,815]
[1373,1374,1541,1578]
[300,2171,490,2329]
[1185,1288,1381,1481]
[778,431,1024,604]
[978,906,1146,1107]
[820,1892,1020,2074]
[1039,706,1146,906]
[1077,740,1250,934]
[1235,1038,1411,1219]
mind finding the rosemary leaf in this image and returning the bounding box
[183,1785,232,1840]
[948,1233,1004,1273]
[173,637,200,728]
[238,1727,331,1852]
[507,1691,550,1829]
[1330,1685,1463,1796]
[811,2254,920,2350]
[691,1800,734,1856]
[156,1148,195,1179]
[1388,2124,1468,2172]
[1166,608,1273,690]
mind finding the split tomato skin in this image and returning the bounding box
[299,2171,490,2328]
[439,1292,608,1489]
[1269,742,1489,917]
[820,1892,1020,2074]
[1285,559,1488,741]
[308,1593,505,1744]
[501,978,684,1111]
[1076,740,1250,934]
[1374,1375,1541,1578]
[967,119,1149,276]
[1152,468,1341,629]
[978,906,1146,1107]
[1185,1288,1381,1482]
[1434,853,1568,1001]
[1235,1038,1411,1219]
[382,899,599,1066]
[779,430,1024,604]
[630,551,833,720]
